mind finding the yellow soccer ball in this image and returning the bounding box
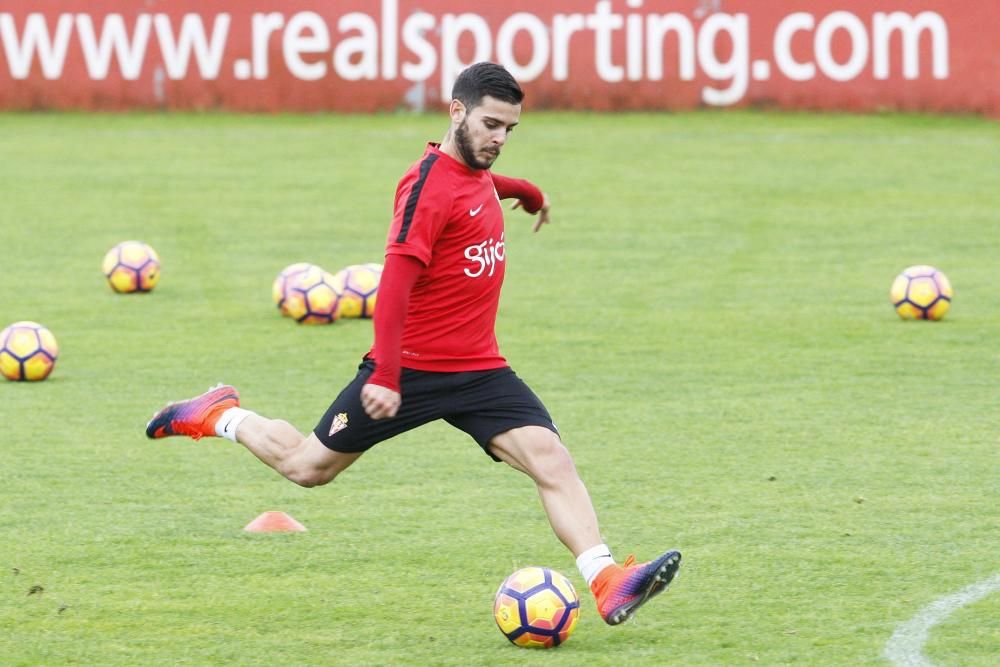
[0,321,59,381]
[102,241,160,293]
[493,566,580,648]
[272,262,318,317]
[890,265,952,320]
[283,266,342,324]
[334,263,382,319]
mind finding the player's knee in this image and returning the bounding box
[282,436,360,488]
[286,466,337,488]
[524,433,577,485]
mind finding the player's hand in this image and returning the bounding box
[361,383,401,420]
[511,192,551,232]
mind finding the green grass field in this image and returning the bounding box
[1,110,998,666]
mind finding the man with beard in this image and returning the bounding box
[146,62,680,626]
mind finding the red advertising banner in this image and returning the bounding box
[0,0,997,115]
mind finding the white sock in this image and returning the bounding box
[215,407,255,442]
[576,543,616,587]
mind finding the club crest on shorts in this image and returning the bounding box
[328,412,349,436]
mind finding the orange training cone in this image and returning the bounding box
[244,511,307,533]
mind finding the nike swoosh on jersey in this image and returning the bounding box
[469,203,484,216]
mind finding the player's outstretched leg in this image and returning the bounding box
[591,549,681,625]
[146,384,240,441]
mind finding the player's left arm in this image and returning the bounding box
[490,172,552,233]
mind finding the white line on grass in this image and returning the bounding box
[884,572,1000,667]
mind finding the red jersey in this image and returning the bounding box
[369,143,508,372]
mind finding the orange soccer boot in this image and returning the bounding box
[591,550,681,625]
[146,384,240,440]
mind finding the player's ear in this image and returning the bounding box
[449,100,466,124]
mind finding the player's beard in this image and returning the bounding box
[455,119,498,170]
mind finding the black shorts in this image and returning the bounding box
[314,360,558,461]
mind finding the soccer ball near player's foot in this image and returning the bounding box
[102,241,160,293]
[334,263,382,319]
[890,265,952,320]
[0,321,59,381]
[494,566,580,648]
[272,262,318,317]
[283,266,342,324]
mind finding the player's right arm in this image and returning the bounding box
[362,149,452,418]
[362,253,422,419]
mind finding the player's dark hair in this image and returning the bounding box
[451,62,524,109]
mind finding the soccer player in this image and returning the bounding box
[146,62,680,625]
